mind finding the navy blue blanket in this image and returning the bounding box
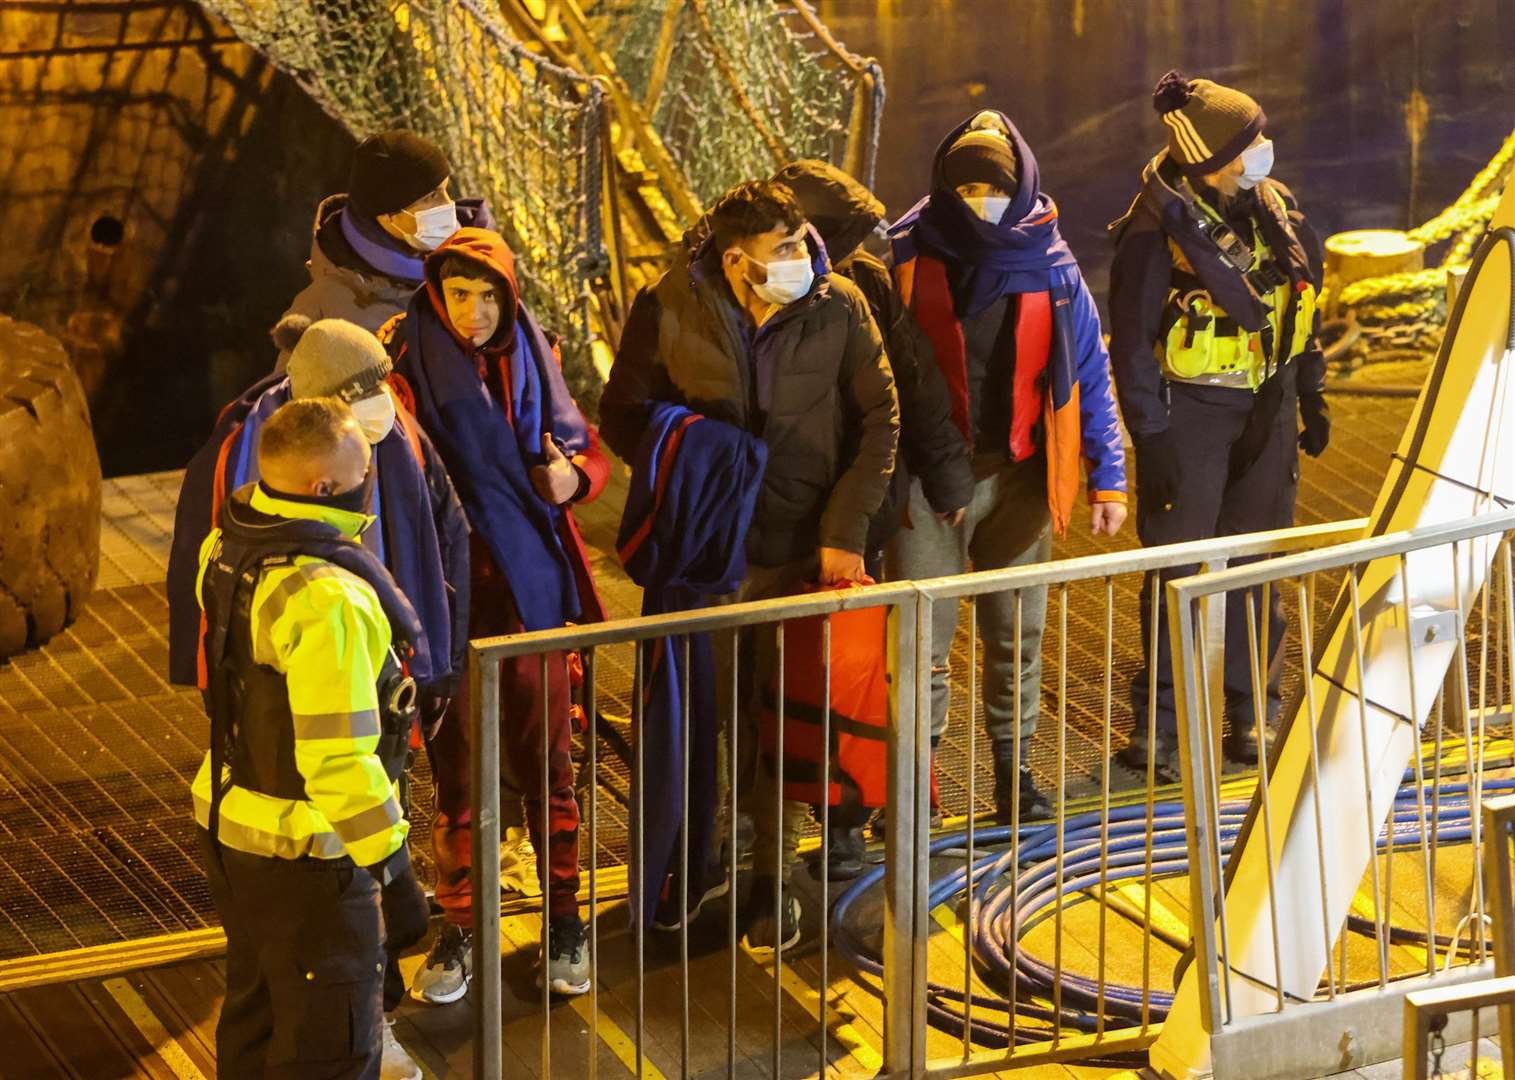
[617,403,767,925]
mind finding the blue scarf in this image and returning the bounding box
[397,294,589,632]
[340,207,427,283]
[220,378,446,684]
[891,110,1077,316]
[617,403,767,925]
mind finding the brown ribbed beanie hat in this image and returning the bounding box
[1152,70,1266,178]
[287,319,392,402]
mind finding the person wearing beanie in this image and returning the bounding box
[1108,70,1331,781]
[382,226,611,1001]
[166,319,470,1080]
[886,110,1128,827]
[273,129,495,371]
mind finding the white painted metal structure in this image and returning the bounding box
[1153,195,1515,1078]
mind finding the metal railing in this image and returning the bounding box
[1164,509,1515,1078]
[462,517,1372,1077]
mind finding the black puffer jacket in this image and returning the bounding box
[773,161,974,552]
[600,231,898,568]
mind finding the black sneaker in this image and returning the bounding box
[995,765,1053,823]
[652,866,730,931]
[866,806,943,842]
[741,878,801,954]
[1223,721,1275,767]
[992,747,1054,823]
[537,914,590,995]
[824,826,868,880]
[1115,734,1182,785]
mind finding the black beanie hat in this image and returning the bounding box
[942,111,1019,193]
[1152,70,1266,178]
[348,130,451,218]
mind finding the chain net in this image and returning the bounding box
[589,0,882,207]
[1328,125,1515,378]
[193,0,607,404]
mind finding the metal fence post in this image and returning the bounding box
[1482,794,1515,1063]
[1168,579,1225,1039]
[883,592,922,1074]
[470,646,503,1080]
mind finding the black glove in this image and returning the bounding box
[375,856,430,953]
[418,686,451,742]
[1133,430,1181,513]
[1298,390,1330,457]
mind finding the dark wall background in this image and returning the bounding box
[818,0,1515,304]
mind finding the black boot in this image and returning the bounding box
[993,748,1052,823]
[1223,718,1275,768]
[1115,730,1182,785]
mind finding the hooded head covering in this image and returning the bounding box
[396,228,590,631]
[422,227,521,351]
[891,109,1076,315]
[771,159,884,263]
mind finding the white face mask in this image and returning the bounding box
[963,194,1011,224]
[406,201,459,251]
[351,389,396,444]
[746,253,814,307]
[1235,138,1274,190]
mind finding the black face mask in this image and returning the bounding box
[327,469,375,516]
[260,469,373,516]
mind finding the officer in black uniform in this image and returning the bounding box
[1108,71,1332,778]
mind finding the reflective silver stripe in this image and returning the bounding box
[193,791,346,860]
[1162,367,1256,390]
[329,797,402,844]
[252,563,349,661]
[293,708,381,741]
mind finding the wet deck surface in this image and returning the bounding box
[1,387,1496,1077]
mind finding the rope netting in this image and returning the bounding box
[590,0,883,206]
[194,0,607,402]
[1328,125,1515,376]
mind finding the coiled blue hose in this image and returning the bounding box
[829,775,1514,1053]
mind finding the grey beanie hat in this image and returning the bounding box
[286,318,392,402]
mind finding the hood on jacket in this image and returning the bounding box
[771,160,884,263]
[422,227,522,349]
[680,169,857,268]
[929,109,1044,228]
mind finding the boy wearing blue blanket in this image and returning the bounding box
[385,228,610,1001]
[602,179,899,953]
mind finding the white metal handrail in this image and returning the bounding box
[463,516,1370,1078]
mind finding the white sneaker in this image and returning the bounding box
[500,825,540,897]
[381,1017,422,1080]
[410,922,471,1005]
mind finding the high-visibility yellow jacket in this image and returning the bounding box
[191,485,408,868]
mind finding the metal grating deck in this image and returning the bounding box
[0,393,1425,959]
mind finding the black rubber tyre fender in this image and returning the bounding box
[0,316,102,658]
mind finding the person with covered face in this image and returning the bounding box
[274,129,492,369]
[888,110,1128,824]
[600,179,898,954]
[383,227,609,1002]
[1108,72,1329,780]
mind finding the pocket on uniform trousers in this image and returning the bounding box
[269,863,383,1065]
[272,950,383,1065]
